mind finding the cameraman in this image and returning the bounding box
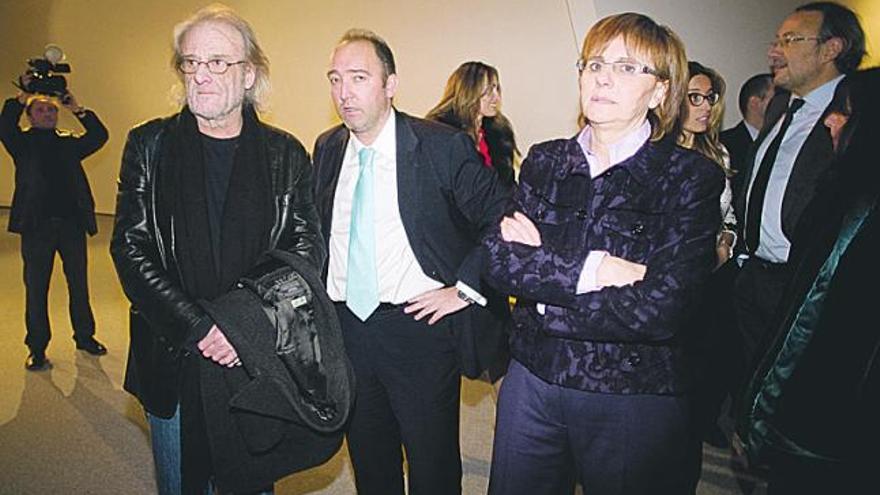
[0,73,109,370]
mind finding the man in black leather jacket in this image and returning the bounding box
[0,82,109,371]
[109,5,324,494]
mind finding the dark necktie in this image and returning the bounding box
[745,98,805,253]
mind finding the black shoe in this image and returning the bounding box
[25,352,51,371]
[75,338,108,356]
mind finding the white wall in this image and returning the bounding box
[0,0,821,214]
[0,0,595,214]
[594,0,804,129]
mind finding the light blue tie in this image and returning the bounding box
[346,147,379,321]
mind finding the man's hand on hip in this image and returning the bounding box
[405,286,469,325]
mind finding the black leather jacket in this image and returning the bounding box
[110,110,325,416]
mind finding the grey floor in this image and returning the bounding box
[0,210,767,494]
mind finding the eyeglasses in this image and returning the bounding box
[577,58,658,77]
[687,92,720,107]
[768,34,828,49]
[178,58,247,75]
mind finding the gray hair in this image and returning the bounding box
[171,3,270,109]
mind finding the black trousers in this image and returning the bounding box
[689,260,744,429]
[336,303,462,495]
[684,261,744,491]
[733,258,791,386]
[20,218,95,353]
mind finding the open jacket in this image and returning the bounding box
[110,108,325,418]
[733,89,836,264]
[312,111,511,378]
[484,134,724,395]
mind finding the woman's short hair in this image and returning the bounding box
[580,12,688,141]
[171,3,270,109]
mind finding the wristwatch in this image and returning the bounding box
[456,289,476,305]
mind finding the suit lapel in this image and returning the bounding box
[395,111,422,247]
[316,126,349,251]
[781,103,834,234]
[736,89,837,237]
[735,93,789,215]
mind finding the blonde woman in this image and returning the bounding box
[427,61,519,185]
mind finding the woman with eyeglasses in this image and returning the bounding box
[679,61,737,267]
[483,13,724,494]
[677,61,744,493]
[426,61,519,186]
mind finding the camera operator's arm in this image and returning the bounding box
[15,74,34,104]
[0,93,29,159]
[63,91,108,159]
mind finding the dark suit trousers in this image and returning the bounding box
[689,260,743,428]
[336,304,462,495]
[733,258,791,392]
[20,218,95,353]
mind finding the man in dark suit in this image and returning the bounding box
[720,73,774,200]
[0,82,109,371]
[734,1,865,378]
[313,29,509,495]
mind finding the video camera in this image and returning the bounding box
[15,45,71,98]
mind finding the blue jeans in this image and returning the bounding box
[147,406,191,495]
[146,406,273,495]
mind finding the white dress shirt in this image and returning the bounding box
[746,75,843,263]
[326,110,443,304]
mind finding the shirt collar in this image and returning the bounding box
[745,121,760,140]
[349,108,396,161]
[794,74,844,110]
[577,119,651,177]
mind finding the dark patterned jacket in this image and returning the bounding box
[484,133,724,395]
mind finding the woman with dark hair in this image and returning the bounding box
[426,61,519,185]
[484,12,724,494]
